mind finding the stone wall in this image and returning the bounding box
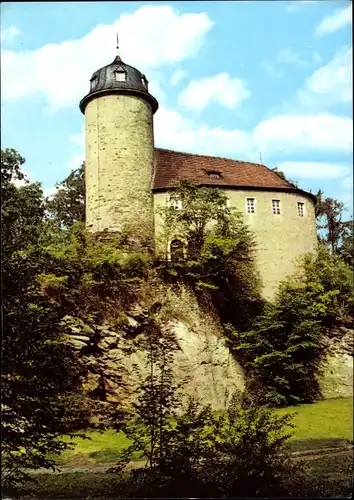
[153,189,317,300]
[319,327,353,399]
[85,94,155,242]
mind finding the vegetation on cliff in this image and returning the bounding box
[1,148,353,495]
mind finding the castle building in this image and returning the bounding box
[79,44,317,299]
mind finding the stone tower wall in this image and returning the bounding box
[153,189,317,300]
[84,94,154,242]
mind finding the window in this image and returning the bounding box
[298,202,304,217]
[141,75,148,88]
[115,71,126,82]
[207,171,221,179]
[272,199,281,215]
[90,77,98,90]
[170,239,185,263]
[246,198,255,214]
[167,194,182,210]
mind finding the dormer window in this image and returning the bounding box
[141,75,148,89]
[208,171,222,179]
[90,77,98,91]
[115,70,126,82]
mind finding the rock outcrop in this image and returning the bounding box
[62,286,245,415]
[62,282,353,417]
[318,327,353,399]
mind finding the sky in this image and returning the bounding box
[1,0,353,216]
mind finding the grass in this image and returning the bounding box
[51,396,353,466]
[275,396,353,452]
[275,396,353,441]
[4,397,352,499]
[51,429,133,466]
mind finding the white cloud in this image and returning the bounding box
[69,153,84,170]
[1,5,213,113]
[70,108,352,166]
[253,113,353,156]
[178,73,250,113]
[153,105,253,157]
[298,46,352,108]
[276,161,350,180]
[70,133,85,148]
[286,1,316,13]
[44,185,60,199]
[315,4,352,37]
[11,170,30,188]
[170,69,188,86]
[0,25,21,43]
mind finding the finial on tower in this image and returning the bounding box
[116,32,120,56]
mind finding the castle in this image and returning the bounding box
[79,44,318,299]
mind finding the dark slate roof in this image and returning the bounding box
[79,55,158,114]
[153,148,316,201]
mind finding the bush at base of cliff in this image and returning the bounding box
[111,327,300,498]
[228,245,354,406]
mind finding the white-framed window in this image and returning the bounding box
[246,197,255,214]
[224,197,230,210]
[209,172,221,179]
[115,70,126,82]
[90,77,98,90]
[272,199,281,215]
[167,194,182,210]
[141,75,148,88]
[298,202,304,217]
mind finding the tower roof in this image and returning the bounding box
[79,45,158,114]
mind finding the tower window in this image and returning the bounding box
[223,197,230,210]
[90,77,98,90]
[272,199,281,215]
[298,202,304,217]
[246,197,255,214]
[141,75,148,89]
[115,71,126,82]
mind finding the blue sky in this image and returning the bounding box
[1,1,352,216]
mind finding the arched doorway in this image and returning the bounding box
[170,239,185,263]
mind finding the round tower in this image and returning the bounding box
[79,38,158,245]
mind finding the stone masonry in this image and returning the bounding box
[85,94,155,242]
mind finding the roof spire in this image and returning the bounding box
[116,32,120,56]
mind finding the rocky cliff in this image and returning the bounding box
[63,285,245,416]
[62,283,352,418]
[319,326,353,399]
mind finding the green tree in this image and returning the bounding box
[157,182,263,331]
[113,334,299,498]
[229,245,353,406]
[1,149,87,494]
[315,189,347,254]
[338,219,354,267]
[45,162,85,228]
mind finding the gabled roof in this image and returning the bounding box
[153,148,303,192]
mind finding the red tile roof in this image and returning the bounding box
[153,148,296,192]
